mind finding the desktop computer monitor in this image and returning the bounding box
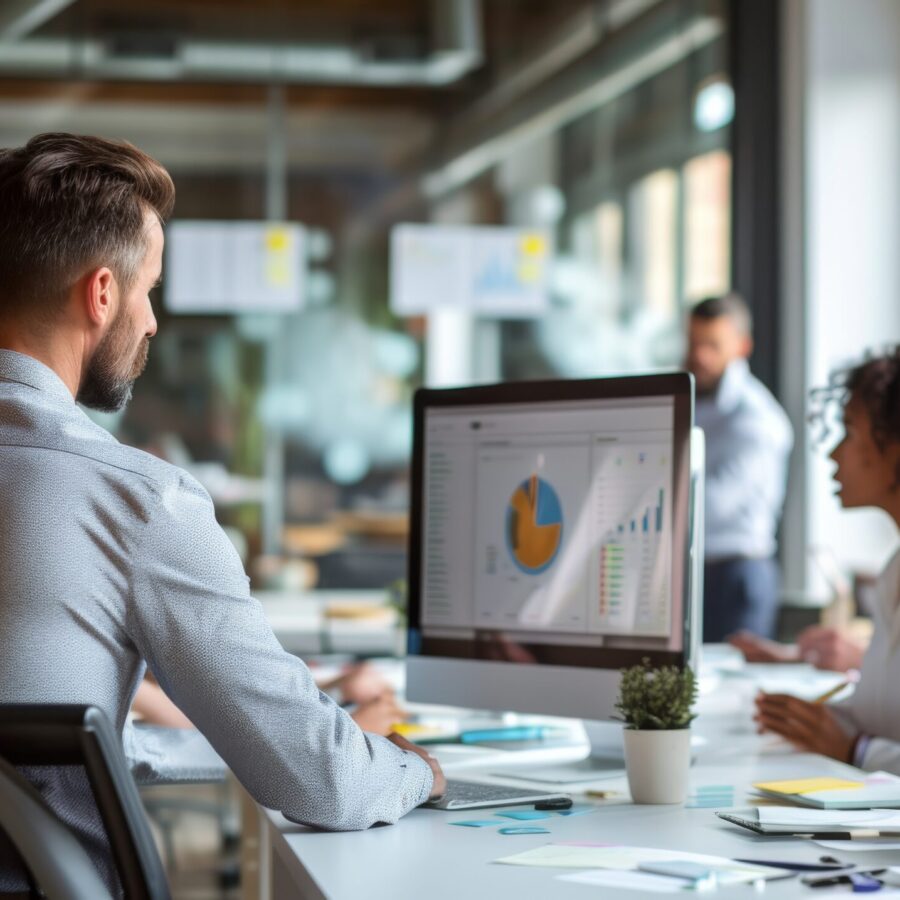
[405,373,699,730]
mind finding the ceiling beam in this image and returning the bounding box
[0,0,77,44]
[0,0,482,87]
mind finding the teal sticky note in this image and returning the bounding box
[449,820,498,828]
[555,805,596,817]
[696,785,733,794]
[686,796,733,809]
[498,826,551,835]
[496,810,551,821]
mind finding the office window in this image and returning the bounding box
[630,168,679,320]
[684,150,732,303]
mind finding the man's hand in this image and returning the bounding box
[728,630,800,663]
[350,692,406,736]
[796,626,865,672]
[753,692,855,761]
[387,732,447,800]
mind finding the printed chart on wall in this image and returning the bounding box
[588,443,672,637]
[474,444,592,632]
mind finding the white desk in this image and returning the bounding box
[255,660,900,899]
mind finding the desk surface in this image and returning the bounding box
[261,660,900,899]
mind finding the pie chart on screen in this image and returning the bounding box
[506,474,563,575]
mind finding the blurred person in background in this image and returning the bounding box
[133,662,406,735]
[730,623,866,672]
[686,294,794,641]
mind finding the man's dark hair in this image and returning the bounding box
[812,345,900,485]
[690,293,753,336]
[0,133,175,317]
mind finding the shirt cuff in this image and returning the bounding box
[398,748,435,808]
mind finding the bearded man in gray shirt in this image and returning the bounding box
[0,133,444,892]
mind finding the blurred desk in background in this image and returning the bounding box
[257,589,400,657]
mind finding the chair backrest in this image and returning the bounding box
[0,704,170,900]
[0,757,112,900]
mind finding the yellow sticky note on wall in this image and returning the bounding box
[754,777,864,795]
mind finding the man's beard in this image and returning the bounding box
[76,308,150,412]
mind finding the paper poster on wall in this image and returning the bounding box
[390,223,552,317]
[165,221,307,314]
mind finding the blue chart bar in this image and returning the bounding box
[618,487,664,537]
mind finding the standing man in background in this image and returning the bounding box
[686,294,793,641]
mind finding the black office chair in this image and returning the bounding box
[0,757,111,900]
[0,704,170,900]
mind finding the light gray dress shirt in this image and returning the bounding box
[695,359,794,561]
[0,350,432,889]
[832,547,900,772]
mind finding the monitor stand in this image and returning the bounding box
[491,721,627,785]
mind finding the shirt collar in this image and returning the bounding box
[0,350,76,404]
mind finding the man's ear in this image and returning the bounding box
[740,334,754,359]
[83,267,117,327]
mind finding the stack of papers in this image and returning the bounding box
[752,773,900,809]
[718,806,900,836]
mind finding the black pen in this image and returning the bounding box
[733,858,844,872]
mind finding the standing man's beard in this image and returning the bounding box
[76,307,150,412]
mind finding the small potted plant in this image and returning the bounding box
[614,657,698,804]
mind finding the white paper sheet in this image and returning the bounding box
[558,869,686,892]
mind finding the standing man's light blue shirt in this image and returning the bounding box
[0,350,432,890]
[695,359,794,561]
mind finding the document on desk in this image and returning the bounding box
[493,843,787,884]
[816,839,900,852]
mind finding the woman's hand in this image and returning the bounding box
[753,692,855,761]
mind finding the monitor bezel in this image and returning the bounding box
[407,372,695,672]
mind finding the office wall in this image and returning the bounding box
[782,0,900,599]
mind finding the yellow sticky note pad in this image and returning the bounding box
[754,777,864,795]
[390,723,447,738]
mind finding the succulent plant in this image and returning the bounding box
[614,657,697,730]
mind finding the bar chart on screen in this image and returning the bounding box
[591,445,672,637]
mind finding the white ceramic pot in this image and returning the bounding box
[622,728,691,804]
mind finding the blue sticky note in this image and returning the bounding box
[555,805,596,817]
[696,785,733,794]
[498,826,551,835]
[449,820,498,828]
[496,810,551,821]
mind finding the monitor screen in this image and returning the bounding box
[407,376,694,673]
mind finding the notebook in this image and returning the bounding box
[752,774,900,810]
[718,807,900,837]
